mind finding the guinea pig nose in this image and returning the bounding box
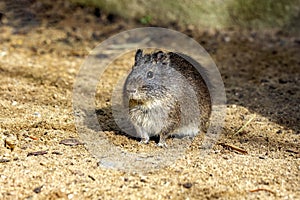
[127,89,137,94]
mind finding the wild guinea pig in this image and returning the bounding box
[123,49,211,147]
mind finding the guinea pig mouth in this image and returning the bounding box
[128,99,146,108]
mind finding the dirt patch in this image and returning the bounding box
[0,1,299,199]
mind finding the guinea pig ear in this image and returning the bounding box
[135,49,143,64]
[153,51,165,62]
[156,51,164,60]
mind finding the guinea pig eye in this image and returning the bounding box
[147,71,153,79]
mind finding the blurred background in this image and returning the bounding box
[1,0,300,33]
[71,0,300,32]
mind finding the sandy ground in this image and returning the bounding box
[0,1,299,199]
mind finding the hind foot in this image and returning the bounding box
[156,142,168,148]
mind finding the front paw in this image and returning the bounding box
[139,138,149,144]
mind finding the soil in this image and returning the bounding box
[0,1,299,199]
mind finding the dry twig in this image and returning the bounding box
[218,142,248,154]
[249,188,276,195]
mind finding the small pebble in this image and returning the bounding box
[0,51,7,57]
[33,185,43,193]
[0,158,10,163]
[4,135,17,151]
[182,182,193,189]
[260,79,269,83]
[68,193,74,199]
[224,36,231,42]
[52,151,63,155]
[12,101,18,106]
[33,112,41,118]
[140,175,147,182]
[278,78,288,84]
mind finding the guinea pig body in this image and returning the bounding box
[123,49,211,147]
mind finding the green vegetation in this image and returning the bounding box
[71,0,300,30]
[139,15,152,25]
